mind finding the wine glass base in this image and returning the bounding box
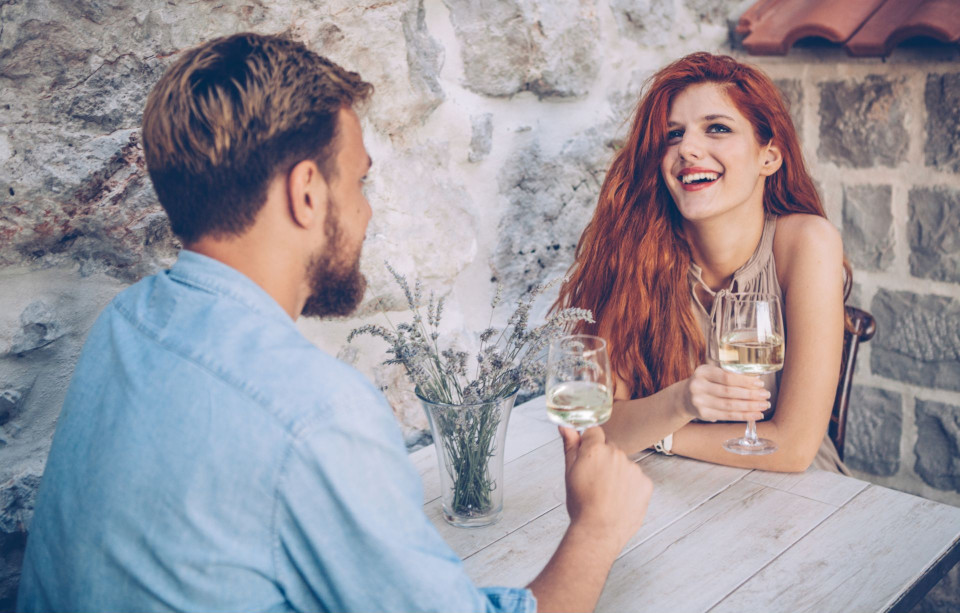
[723,437,777,455]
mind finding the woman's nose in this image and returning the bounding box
[677,133,704,161]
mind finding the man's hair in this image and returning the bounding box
[141,32,373,244]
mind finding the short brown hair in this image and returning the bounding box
[142,32,372,244]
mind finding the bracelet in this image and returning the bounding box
[654,433,674,455]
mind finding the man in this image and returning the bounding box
[17,33,652,612]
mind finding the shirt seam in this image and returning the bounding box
[271,437,296,602]
[167,268,290,326]
[109,298,317,437]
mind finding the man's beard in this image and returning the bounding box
[300,203,367,318]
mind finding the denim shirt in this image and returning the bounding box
[17,251,536,613]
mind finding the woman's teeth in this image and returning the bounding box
[680,172,720,184]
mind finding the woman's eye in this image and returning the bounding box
[707,123,731,134]
[667,129,683,141]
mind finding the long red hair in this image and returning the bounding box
[554,52,850,398]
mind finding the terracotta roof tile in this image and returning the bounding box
[737,0,960,57]
[847,0,960,56]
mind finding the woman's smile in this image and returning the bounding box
[678,167,723,191]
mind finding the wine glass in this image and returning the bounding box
[717,292,784,455]
[545,334,613,433]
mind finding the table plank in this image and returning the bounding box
[596,479,837,613]
[744,466,869,507]
[623,454,751,554]
[465,453,752,587]
[463,503,569,587]
[709,485,960,613]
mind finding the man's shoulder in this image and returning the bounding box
[93,269,389,437]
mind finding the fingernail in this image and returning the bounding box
[754,379,765,387]
[765,401,771,409]
[762,391,771,399]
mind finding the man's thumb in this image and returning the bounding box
[559,426,580,471]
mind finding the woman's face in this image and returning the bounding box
[659,82,781,224]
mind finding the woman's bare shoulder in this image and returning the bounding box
[773,214,843,284]
[776,213,840,246]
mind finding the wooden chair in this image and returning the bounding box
[830,305,877,461]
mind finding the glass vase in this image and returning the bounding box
[417,390,518,528]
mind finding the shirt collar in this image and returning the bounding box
[167,250,294,325]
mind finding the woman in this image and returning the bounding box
[555,52,850,473]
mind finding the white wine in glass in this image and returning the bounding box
[545,335,612,432]
[546,380,613,430]
[718,330,784,375]
[718,293,784,455]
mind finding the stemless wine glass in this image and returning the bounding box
[545,334,613,433]
[717,292,784,455]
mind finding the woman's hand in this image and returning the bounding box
[680,364,769,422]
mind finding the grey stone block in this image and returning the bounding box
[870,289,960,392]
[908,186,960,283]
[468,113,493,163]
[493,124,617,302]
[5,301,66,357]
[844,385,901,476]
[1,129,177,282]
[0,524,27,612]
[443,0,600,98]
[848,282,864,311]
[684,0,741,24]
[0,389,25,429]
[842,184,894,271]
[924,73,960,172]
[915,399,960,492]
[0,473,39,535]
[0,471,41,611]
[773,78,803,138]
[610,0,675,47]
[402,0,445,111]
[606,68,654,139]
[817,76,909,168]
[54,54,163,133]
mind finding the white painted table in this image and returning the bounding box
[411,396,960,613]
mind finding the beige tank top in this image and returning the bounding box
[689,215,782,418]
[688,215,849,474]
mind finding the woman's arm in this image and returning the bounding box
[672,214,846,471]
[602,364,769,454]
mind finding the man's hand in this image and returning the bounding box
[527,427,652,612]
[560,426,652,550]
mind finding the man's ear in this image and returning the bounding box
[760,141,783,177]
[287,160,329,229]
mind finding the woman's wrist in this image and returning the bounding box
[671,378,697,421]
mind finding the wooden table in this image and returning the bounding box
[411,396,960,613]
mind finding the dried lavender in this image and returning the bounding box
[349,263,594,519]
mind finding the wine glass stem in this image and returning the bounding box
[744,420,759,445]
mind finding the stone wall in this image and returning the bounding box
[1,0,958,608]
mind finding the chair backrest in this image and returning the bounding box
[830,305,877,460]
